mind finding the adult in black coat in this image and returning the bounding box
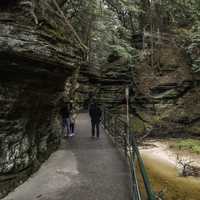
[89,102,102,138]
[60,104,70,137]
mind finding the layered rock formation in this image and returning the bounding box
[76,63,100,109]
[132,40,200,137]
[97,58,132,108]
[75,58,131,109]
[0,0,82,197]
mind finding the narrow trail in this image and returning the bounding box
[3,113,130,200]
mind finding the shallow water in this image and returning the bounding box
[141,152,200,200]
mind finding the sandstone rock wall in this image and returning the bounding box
[0,0,82,197]
[132,41,200,137]
[97,58,132,108]
[74,58,131,111]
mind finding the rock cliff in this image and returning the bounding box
[132,39,200,137]
[98,58,131,106]
[0,0,83,197]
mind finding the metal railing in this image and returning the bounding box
[102,108,156,200]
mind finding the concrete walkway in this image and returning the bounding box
[3,113,130,200]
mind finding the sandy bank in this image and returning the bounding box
[139,140,200,200]
[140,140,200,169]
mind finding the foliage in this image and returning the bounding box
[188,22,200,72]
[62,0,98,44]
[108,26,136,63]
[159,0,200,72]
[104,0,146,31]
[62,0,137,67]
[62,0,200,73]
[170,139,200,154]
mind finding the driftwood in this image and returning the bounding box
[176,155,200,177]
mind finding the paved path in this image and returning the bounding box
[3,113,130,200]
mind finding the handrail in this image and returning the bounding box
[102,108,156,200]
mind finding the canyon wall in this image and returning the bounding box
[0,0,82,197]
[132,38,200,137]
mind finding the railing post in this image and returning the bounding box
[111,115,114,136]
[133,141,156,200]
[103,108,156,200]
[103,107,106,128]
[114,116,117,138]
[108,114,110,133]
[124,123,128,157]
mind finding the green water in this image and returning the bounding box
[142,154,200,200]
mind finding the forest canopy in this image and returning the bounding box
[60,0,200,72]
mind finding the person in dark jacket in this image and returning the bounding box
[89,102,102,138]
[60,104,70,137]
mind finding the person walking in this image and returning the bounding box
[60,103,71,137]
[69,110,77,136]
[89,101,102,138]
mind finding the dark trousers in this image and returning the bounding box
[91,120,100,138]
[70,123,74,133]
[63,118,70,136]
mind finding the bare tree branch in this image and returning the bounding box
[42,0,88,52]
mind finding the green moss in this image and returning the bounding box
[45,27,66,40]
[171,139,200,154]
[186,125,200,134]
[130,117,145,134]
[152,115,163,123]
[152,89,178,99]
[137,111,167,125]
[42,20,68,42]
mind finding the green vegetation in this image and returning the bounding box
[61,0,200,72]
[188,22,200,72]
[170,139,200,154]
[186,125,200,135]
[130,117,145,134]
[143,152,200,200]
[62,0,137,67]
